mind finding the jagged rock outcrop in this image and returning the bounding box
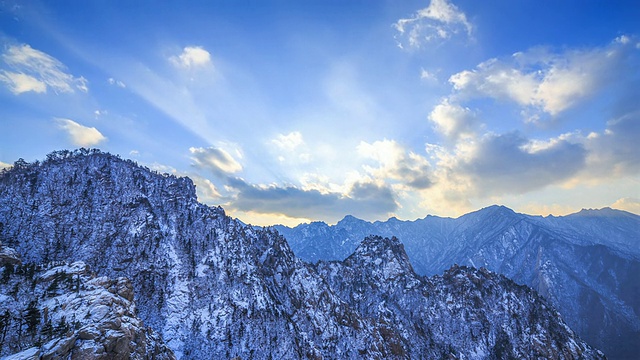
[0,150,607,359]
[277,205,640,359]
[0,241,20,266]
[317,236,604,359]
[0,242,175,359]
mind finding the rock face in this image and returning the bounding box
[0,241,20,266]
[277,205,640,360]
[0,242,175,359]
[0,150,606,359]
[317,236,604,359]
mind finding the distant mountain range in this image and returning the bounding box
[0,149,607,359]
[275,205,640,359]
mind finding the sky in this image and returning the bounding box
[0,0,639,226]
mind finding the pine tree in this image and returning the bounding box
[0,310,11,351]
[24,300,40,335]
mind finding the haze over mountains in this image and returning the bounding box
[276,205,640,359]
[0,150,617,359]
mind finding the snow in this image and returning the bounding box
[195,263,209,277]
[2,347,39,360]
[0,151,613,360]
[38,261,88,281]
[162,242,191,359]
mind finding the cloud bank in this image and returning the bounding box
[448,38,631,119]
[226,177,397,222]
[456,132,587,195]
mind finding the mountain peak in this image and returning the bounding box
[357,235,402,252]
[0,149,200,221]
[572,207,636,217]
[337,214,362,224]
[460,204,519,223]
[346,235,415,275]
[483,204,516,215]
[335,214,370,230]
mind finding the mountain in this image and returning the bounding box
[276,205,640,359]
[0,241,175,359]
[317,235,602,359]
[0,150,605,359]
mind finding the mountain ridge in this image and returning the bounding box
[289,204,637,229]
[276,204,640,359]
[0,150,609,359]
[315,235,601,359]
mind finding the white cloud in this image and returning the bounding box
[428,99,478,140]
[611,197,640,214]
[425,131,587,200]
[0,44,88,94]
[299,172,337,194]
[448,39,631,117]
[581,110,640,179]
[147,162,178,175]
[420,68,438,82]
[0,71,46,94]
[76,76,88,92]
[271,131,304,151]
[418,104,640,215]
[394,0,473,48]
[170,46,212,68]
[55,118,107,147]
[270,131,311,164]
[358,139,433,189]
[190,146,243,176]
[415,36,640,215]
[615,35,631,44]
[108,77,126,88]
[189,174,223,204]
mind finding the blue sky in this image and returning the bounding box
[1,0,639,225]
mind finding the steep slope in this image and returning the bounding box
[317,236,604,359]
[0,241,175,359]
[0,150,390,359]
[0,150,606,359]
[277,205,640,359]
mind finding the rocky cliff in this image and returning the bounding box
[0,241,175,359]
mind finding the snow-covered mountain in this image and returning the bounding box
[276,205,640,360]
[0,150,605,359]
[316,235,603,359]
[0,241,175,359]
